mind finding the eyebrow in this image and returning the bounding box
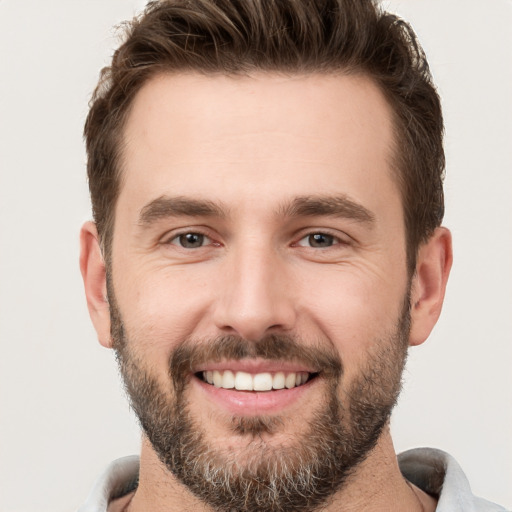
[278,195,375,225]
[138,195,227,225]
[137,194,375,227]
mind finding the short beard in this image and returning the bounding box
[110,288,410,512]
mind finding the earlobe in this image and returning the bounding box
[79,221,113,348]
[409,227,453,347]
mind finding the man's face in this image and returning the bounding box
[108,72,411,510]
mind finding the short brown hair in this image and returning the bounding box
[85,0,444,272]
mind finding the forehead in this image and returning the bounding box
[119,72,399,219]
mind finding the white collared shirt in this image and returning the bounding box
[78,448,509,511]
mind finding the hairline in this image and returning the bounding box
[100,68,418,274]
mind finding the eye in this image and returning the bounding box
[170,232,211,249]
[296,233,338,248]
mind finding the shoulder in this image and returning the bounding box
[77,456,140,512]
[398,448,509,512]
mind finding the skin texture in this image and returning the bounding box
[80,72,452,511]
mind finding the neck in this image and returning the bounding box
[125,427,436,512]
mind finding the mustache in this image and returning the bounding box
[169,334,342,392]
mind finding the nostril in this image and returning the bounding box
[212,278,297,341]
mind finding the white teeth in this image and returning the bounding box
[234,371,253,390]
[213,370,223,387]
[253,373,273,391]
[285,373,296,389]
[273,372,285,389]
[222,370,235,389]
[201,370,313,391]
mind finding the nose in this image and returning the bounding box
[212,245,297,341]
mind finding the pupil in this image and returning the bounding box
[309,233,333,247]
[180,233,203,248]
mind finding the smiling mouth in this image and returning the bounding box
[196,370,318,392]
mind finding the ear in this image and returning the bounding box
[409,227,453,346]
[79,221,113,348]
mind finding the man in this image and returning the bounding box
[78,1,507,511]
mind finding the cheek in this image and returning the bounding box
[299,264,408,369]
[112,262,214,364]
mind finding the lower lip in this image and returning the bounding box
[193,376,316,416]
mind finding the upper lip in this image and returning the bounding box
[193,358,317,374]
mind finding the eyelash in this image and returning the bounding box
[163,230,216,249]
[294,231,349,249]
[162,229,349,250]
